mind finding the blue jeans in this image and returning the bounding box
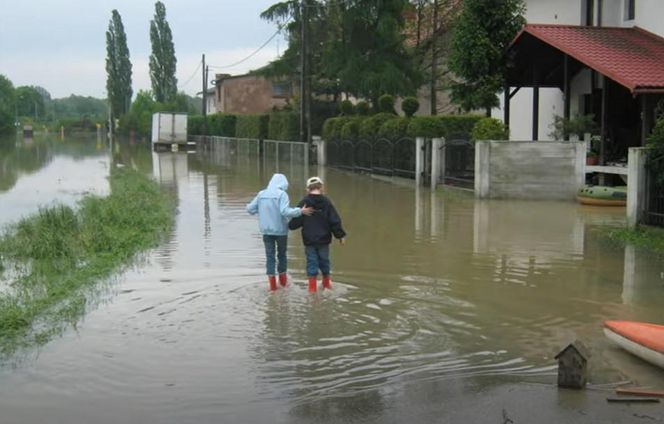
[305,245,330,277]
[263,235,288,276]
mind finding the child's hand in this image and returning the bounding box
[301,204,314,216]
[339,238,345,245]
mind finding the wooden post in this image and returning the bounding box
[600,76,608,165]
[563,55,571,123]
[503,85,510,130]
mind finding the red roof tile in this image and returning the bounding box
[512,24,664,93]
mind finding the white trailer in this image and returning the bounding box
[151,113,190,150]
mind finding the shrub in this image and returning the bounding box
[359,113,397,139]
[268,111,299,141]
[378,117,410,140]
[187,115,205,135]
[207,113,236,137]
[407,115,482,139]
[356,101,370,116]
[340,118,361,141]
[340,100,354,116]
[470,117,509,141]
[323,116,355,141]
[646,116,664,184]
[378,94,396,114]
[235,114,269,139]
[401,97,420,117]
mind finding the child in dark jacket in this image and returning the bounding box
[288,176,346,292]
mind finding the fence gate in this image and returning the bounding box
[442,138,475,189]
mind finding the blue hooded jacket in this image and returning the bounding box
[246,174,302,236]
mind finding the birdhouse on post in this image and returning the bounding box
[555,340,589,389]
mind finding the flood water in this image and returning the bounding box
[1,134,663,423]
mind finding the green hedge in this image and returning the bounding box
[358,113,398,139]
[322,117,354,141]
[207,113,237,137]
[378,117,410,139]
[188,115,205,135]
[407,115,482,139]
[268,111,299,141]
[236,114,269,139]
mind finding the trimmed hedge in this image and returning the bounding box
[322,113,483,141]
[188,115,205,135]
[268,111,299,141]
[208,113,237,137]
[378,117,410,140]
[358,113,398,139]
[407,115,482,139]
[236,114,269,139]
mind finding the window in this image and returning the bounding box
[624,0,635,20]
[271,81,291,98]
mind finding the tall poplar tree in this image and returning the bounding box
[448,0,525,113]
[105,10,133,120]
[149,1,177,103]
[0,74,16,135]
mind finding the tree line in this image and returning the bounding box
[257,0,524,116]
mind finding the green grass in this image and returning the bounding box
[607,225,664,255]
[0,167,174,356]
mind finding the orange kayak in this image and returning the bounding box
[604,321,664,369]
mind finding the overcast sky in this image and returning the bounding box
[0,0,285,99]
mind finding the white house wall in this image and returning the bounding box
[523,0,581,25]
[495,0,664,141]
[630,0,664,35]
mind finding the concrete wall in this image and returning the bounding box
[475,141,586,200]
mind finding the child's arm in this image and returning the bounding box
[327,202,346,240]
[279,192,302,218]
[246,194,259,215]
[288,199,305,230]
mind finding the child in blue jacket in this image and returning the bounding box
[246,173,312,290]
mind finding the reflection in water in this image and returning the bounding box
[0,137,664,423]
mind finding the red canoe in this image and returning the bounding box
[604,321,664,369]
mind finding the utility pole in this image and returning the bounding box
[202,54,208,135]
[430,0,438,116]
[202,54,206,117]
[299,0,307,143]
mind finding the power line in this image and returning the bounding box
[208,19,291,70]
[178,59,202,89]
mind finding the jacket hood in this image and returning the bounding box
[303,193,328,209]
[267,173,288,191]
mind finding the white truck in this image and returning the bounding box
[151,112,188,149]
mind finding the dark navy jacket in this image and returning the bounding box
[288,194,346,246]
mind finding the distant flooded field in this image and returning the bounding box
[0,134,662,423]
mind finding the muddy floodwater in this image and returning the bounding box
[1,134,663,423]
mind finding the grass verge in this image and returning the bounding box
[607,225,664,255]
[0,166,174,356]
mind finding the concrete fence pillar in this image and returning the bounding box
[474,140,490,198]
[430,138,443,188]
[312,136,325,166]
[415,137,425,186]
[627,147,648,227]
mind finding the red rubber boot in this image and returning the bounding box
[308,276,317,293]
[268,275,277,291]
[278,273,288,287]
[322,275,331,290]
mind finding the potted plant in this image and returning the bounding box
[586,150,599,166]
[549,114,598,141]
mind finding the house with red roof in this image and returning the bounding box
[495,0,664,166]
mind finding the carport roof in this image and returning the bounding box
[508,24,664,94]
